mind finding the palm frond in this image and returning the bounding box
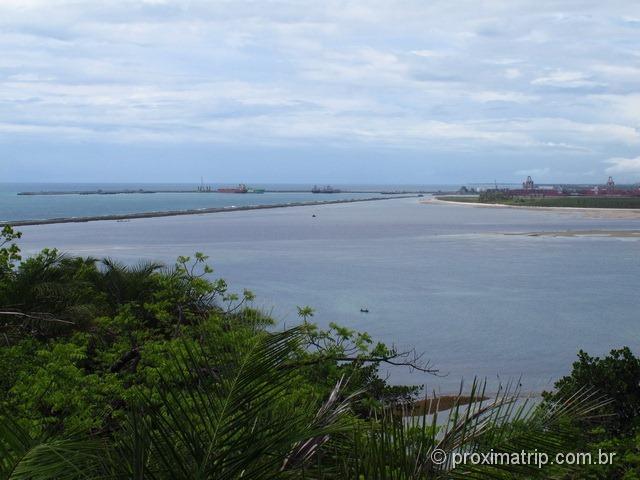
[337,378,611,479]
[98,258,163,309]
[106,326,356,479]
[0,413,102,480]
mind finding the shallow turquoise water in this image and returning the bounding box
[16,196,640,394]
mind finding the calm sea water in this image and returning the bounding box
[0,183,435,222]
[14,196,640,394]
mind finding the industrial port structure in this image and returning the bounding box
[490,176,640,198]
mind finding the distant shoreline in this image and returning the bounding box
[432,194,640,209]
[2,195,419,227]
[505,230,640,238]
[16,189,438,196]
[425,196,640,219]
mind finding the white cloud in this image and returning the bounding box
[531,70,604,89]
[591,94,640,123]
[510,118,640,146]
[410,49,447,58]
[504,68,522,79]
[592,64,640,78]
[605,156,640,176]
[470,91,537,103]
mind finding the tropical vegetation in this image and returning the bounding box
[438,194,640,209]
[0,225,638,478]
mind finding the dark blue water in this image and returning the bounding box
[15,196,640,394]
[1,183,436,222]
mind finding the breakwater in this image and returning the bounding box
[18,189,162,195]
[18,189,439,196]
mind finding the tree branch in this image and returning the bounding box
[110,347,140,373]
[0,310,74,325]
[281,352,440,374]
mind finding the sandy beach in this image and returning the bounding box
[424,196,640,220]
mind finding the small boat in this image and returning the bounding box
[360,308,369,313]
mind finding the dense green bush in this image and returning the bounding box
[478,189,512,203]
[543,348,640,479]
[0,226,419,435]
[0,225,637,478]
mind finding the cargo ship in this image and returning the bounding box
[312,185,341,194]
[216,184,265,194]
[217,184,248,194]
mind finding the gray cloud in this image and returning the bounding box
[1,0,640,182]
[605,156,640,175]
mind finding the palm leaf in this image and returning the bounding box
[105,326,356,479]
[0,414,102,480]
[337,378,611,479]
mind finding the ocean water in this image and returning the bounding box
[0,183,428,222]
[14,196,640,394]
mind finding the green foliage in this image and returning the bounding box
[435,195,479,203]
[0,328,354,480]
[7,338,121,434]
[0,412,102,480]
[504,196,640,209]
[0,226,21,277]
[0,232,417,439]
[1,372,611,479]
[0,229,636,478]
[543,348,640,478]
[443,193,640,209]
[296,305,314,321]
[296,320,421,413]
[338,381,609,479]
[106,327,355,479]
[471,194,640,209]
[478,189,512,203]
[0,243,270,436]
[545,348,640,436]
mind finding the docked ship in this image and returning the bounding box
[312,185,341,194]
[216,184,265,194]
[217,184,248,193]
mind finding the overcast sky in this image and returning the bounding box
[2,0,640,184]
